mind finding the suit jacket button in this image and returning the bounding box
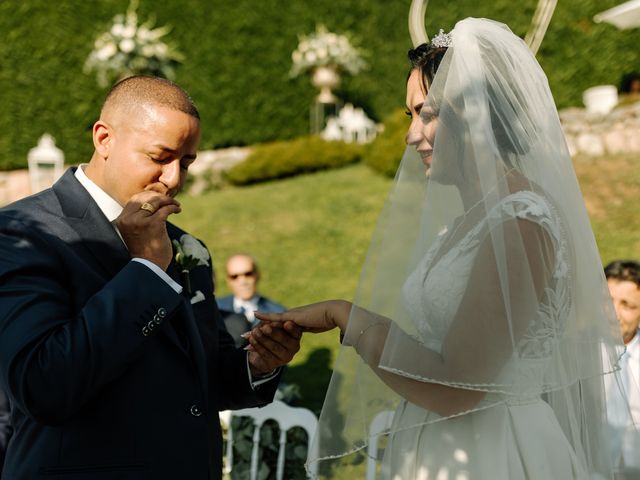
[190,405,202,417]
[147,320,155,329]
[153,314,162,325]
[157,307,167,319]
[142,326,150,336]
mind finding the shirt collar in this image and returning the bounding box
[233,295,259,311]
[627,331,640,358]
[75,164,123,222]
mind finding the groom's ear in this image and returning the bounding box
[92,119,112,159]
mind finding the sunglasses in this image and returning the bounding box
[227,270,256,280]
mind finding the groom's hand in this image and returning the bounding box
[247,321,302,375]
[115,186,181,271]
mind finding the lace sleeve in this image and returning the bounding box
[374,189,564,393]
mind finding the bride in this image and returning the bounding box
[251,17,625,479]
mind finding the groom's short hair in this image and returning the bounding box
[100,75,200,121]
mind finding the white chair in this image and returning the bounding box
[366,410,395,480]
[218,410,233,477]
[220,400,318,480]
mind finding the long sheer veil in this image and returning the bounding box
[307,18,625,478]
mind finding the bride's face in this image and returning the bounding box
[406,69,467,186]
[405,69,437,177]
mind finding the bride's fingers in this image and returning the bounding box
[254,311,287,322]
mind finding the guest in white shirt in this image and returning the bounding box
[604,260,640,478]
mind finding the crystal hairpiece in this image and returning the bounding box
[431,29,453,48]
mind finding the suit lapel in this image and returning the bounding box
[53,168,130,279]
[54,169,208,397]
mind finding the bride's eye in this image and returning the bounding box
[420,108,439,123]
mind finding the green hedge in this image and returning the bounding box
[1,0,638,170]
[226,136,363,185]
[364,108,408,177]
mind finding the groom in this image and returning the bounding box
[0,76,301,479]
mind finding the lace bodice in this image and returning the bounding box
[403,191,570,366]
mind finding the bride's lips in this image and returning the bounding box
[419,150,433,166]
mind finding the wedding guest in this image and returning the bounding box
[620,72,640,95]
[604,260,640,477]
[217,254,285,347]
[0,75,301,480]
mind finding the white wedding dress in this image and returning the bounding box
[380,191,589,480]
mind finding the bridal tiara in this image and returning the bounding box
[431,29,453,48]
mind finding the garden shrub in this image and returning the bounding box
[226,136,363,185]
[363,108,407,177]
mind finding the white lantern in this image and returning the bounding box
[27,134,65,194]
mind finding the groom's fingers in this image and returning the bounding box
[248,324,300,365]
[283,320,303,339]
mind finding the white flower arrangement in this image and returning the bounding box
[290,24,367,77]
[84,0,183,87]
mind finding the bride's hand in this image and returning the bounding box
[255,300,351,335]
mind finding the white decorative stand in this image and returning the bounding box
[310,65,342,134]
[583,85,618,115]
[28,134,65,194]
[311,65,341,103]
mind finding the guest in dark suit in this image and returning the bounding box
[217,254,286,347]
[0,76,301,480]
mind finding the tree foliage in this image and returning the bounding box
[1,0,638,170]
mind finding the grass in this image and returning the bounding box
[173,155,640,415]
[573,154,640,264]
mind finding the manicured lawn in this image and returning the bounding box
[573,154,640,264]
[174,155,639,415]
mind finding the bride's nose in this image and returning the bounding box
[405,119,424,146]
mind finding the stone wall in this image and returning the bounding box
[560,101,640,157]
[0,170,30,207]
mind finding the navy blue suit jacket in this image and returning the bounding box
[0,169,278,479]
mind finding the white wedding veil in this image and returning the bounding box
[307,18,625,478]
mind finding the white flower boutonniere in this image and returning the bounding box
[172,234,210,297]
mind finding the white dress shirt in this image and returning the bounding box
[605,331,640,470]
[74,165,182,294]
[233,296,259,323]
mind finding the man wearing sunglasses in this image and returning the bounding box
[217,254,285,347]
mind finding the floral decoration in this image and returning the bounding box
[173,234,209,296]
[290,24,367,77]
[83,0,183,87]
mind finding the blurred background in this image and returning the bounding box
[0,0,639,462]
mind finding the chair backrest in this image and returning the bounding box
[366,410,395,480]
[218,410,233,477]
[221,400,318,480]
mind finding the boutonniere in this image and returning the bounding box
[172,234,210,297]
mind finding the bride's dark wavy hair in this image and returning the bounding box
[407,43,447,90]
